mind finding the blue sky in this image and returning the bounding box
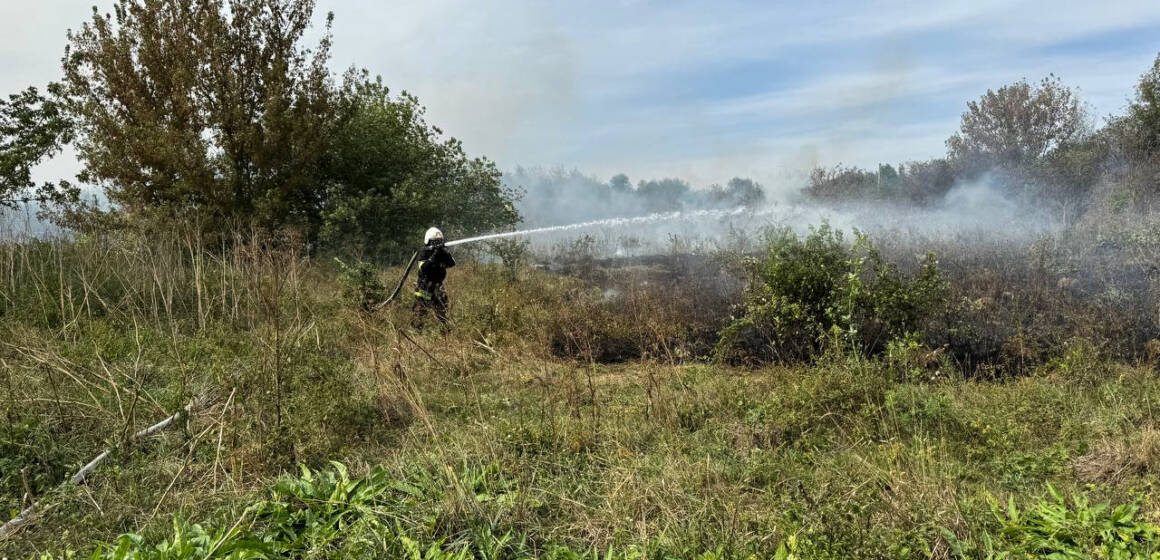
[4,0,1160,192]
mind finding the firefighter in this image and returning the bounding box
[413,227,455,326]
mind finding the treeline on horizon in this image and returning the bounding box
[804,67,1160,217]
[506,168,765,227]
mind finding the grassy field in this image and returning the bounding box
[2,225,1160,559]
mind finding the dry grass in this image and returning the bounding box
[1074,427,1160,484]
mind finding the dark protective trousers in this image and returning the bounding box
[412,280,448,327]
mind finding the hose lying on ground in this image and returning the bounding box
[0,397,204,540]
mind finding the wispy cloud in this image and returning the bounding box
[316,0,1160,185]
[4,0,1160,188]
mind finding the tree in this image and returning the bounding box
[947,76,1086,175]
[61,0,336,233]
[1126,53,1160,157]
[319,75,518,257]
[897,159,955,204]
[1102,53,1160,210]
[609,173,632,194]
[709,177,765,207]
[635,178,690,212]
[803,165,878,201]
[0,85,75,208]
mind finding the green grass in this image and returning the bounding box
[12,352,1160,558]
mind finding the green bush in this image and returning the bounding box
[486,239,531,283]
[1041,338,1115,387]
[335,258,386,311]
[714,225,947,365]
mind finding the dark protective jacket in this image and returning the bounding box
[416,243,456,288]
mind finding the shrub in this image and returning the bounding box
[714,225,947,365]
[335,258,386,311]
[487,238,531,282]
[1041,338,1115,387]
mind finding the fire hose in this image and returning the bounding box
[374,250,419,310]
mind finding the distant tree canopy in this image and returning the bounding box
[0,85,75,208]
[635,178,691,213]
[803,73,1123,213]
[947,75,1087,175]
[803,161,955,205]
[609,173,632,194]
[506,167,767,227]
[1106,53,1160,209]
[1123,55,1160,159]
[710,177,766,207]
[0,0,518,258]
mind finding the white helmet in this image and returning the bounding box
[424,227,444,245]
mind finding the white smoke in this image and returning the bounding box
[482,167,1059,256]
